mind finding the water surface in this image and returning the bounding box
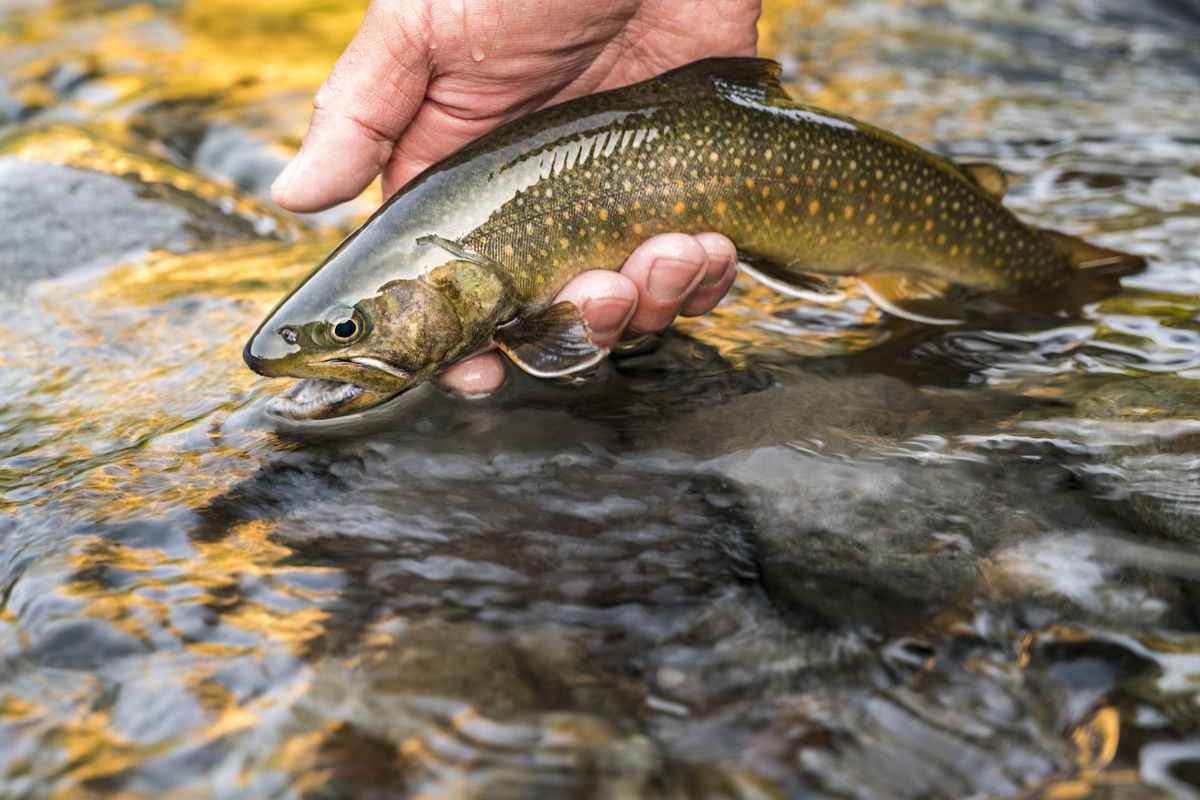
[2,0,1199,797]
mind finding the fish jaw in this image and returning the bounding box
[243,337,410,391]
[265,378,399,421]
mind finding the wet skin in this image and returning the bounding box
[245,57,1143,419]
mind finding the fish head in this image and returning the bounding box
[244,274,465,418]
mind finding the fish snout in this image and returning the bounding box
[243,325,301,376]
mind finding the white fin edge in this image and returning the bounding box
[738,261,846,303]
[858,279,964,325]
[504,346,609,378]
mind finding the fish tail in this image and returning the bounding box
[1032,229,1147,312]
[1039,228,1146,277]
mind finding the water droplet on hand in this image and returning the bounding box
[471,43,485,62]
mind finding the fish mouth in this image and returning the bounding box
[266,378,400,421]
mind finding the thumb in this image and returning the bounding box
[272,0,432,213]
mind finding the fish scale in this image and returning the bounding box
[244,57,1143,420]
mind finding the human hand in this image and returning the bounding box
[272,0,759,393]
[435,232,740,393]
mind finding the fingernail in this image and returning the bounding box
[583,296,635,340]
[698,252,733,289]
[647,257,702,302]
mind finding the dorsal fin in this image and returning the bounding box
[655,57,791,103]
[959,162,1009,198]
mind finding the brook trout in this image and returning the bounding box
[245,58,1143,420]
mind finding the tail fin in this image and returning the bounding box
[1025,229,1147,313]
[1040,229,1146,276]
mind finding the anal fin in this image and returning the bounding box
[494,301,606,378]
[738,259,846,303]
[858,273,966,325]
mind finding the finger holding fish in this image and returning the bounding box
[676,233,739,319]
[435,231,738,394]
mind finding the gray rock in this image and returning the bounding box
[0,156,268,294]
[709,446,1128,633]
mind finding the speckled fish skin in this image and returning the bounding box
[244,57,1141,417]
[462,79,1044,301]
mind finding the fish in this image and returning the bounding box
[244,57,1144,420]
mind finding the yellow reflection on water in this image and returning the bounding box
[1,124,302,236]
[1,0,369,137]
[0,232,334,518]
[38,516,336,791]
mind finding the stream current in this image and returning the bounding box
[2,0,1200,797]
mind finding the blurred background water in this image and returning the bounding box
[1,0,1199,797]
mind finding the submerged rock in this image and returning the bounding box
[0,124,302,294]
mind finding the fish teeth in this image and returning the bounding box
[267,379,362,420]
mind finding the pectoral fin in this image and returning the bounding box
[739,258,846,302]
[416,234,503,269]
[858,273,966,324]
[493,301,607,378]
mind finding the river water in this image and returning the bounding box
[2,0,1199,797]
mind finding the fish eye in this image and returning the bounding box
[321,306,366,346]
